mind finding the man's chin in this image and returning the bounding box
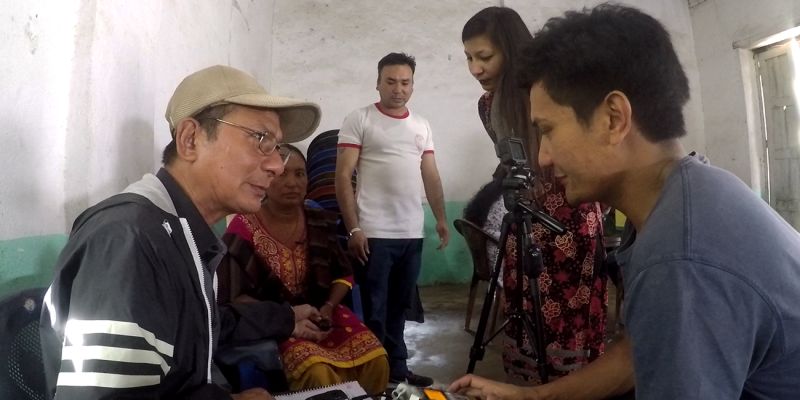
[564,191,583,207]
[238,199,263,214]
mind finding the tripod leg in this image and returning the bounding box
[489,289,501,334]
[519,312,549,384]
[520,216,550,384]
[467,213,514,374]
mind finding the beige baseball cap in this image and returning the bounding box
[165,65,321,143]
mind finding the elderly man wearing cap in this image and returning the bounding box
[40,65,321,399]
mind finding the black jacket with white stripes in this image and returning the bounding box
[40,169,294,399]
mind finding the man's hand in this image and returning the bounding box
[435,220,450,249]
[231,387,274,400]
[448,374,535,400]
[292,304,320,322]
[348,230,370,265]
[292,319,328,342]
[320,302,334,321]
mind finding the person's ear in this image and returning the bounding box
[174,118,201,161]
[603,90,632,145]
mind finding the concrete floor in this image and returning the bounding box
[404,282,621,388]
[404,283,507,387]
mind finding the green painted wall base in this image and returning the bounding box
[0,234,67,298]
[419,201,471,285]
[0,202,472,298]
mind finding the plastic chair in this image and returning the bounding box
[453,219,501,333]
[0,287,48,400]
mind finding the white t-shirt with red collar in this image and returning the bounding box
[338,103,435,239]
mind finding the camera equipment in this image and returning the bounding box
[391,383,469,400]
[495,138,564,233]
[466,137,566,383]
[496,136,528,167]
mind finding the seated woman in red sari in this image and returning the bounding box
[219,144,389,394]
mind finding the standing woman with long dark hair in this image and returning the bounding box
[462,6,608,384]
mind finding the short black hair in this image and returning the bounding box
[463,175,504,227]
[518,3,690,141]
[161,103,235,165]
[377,52,416,79]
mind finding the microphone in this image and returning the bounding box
[391,383,470,400]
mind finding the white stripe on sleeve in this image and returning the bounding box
[64,319,174,357]
[62,345,170,375]
[57,372,160,388]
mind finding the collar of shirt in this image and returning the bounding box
[156,168,225,268]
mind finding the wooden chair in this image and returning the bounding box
[454,219,501,333]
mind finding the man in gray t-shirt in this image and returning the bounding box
[449,4,800,400]
[616,156,800,398]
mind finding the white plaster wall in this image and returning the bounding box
[1,1,78,240]
[0,0,708,242]
[690,0,800,190]
[271,0,703,202]
[1,0,275,240]
[510,0,705,156]
[271,0,498,203]
[153,1,276,170]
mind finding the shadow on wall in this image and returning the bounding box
[116,118,156,190]
[63,117,155,227]
[0,117,158,298]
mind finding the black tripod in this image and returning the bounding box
[466,184,565,384]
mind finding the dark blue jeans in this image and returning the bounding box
[356,238,423,378]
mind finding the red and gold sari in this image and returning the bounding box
[224,211,387,388]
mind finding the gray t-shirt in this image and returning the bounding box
[615,156,800,399]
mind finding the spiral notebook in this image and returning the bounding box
[274,380,368,400]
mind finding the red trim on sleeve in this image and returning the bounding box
[423,150,434,154]
[337,143,362,149]
[374,102,409,119]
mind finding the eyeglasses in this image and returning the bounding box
[278,145,292,166]
[211,118,289,163]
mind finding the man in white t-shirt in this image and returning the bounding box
[335,52,449,387]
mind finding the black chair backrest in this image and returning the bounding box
[0,287,48,400]
[454,219,499,281]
